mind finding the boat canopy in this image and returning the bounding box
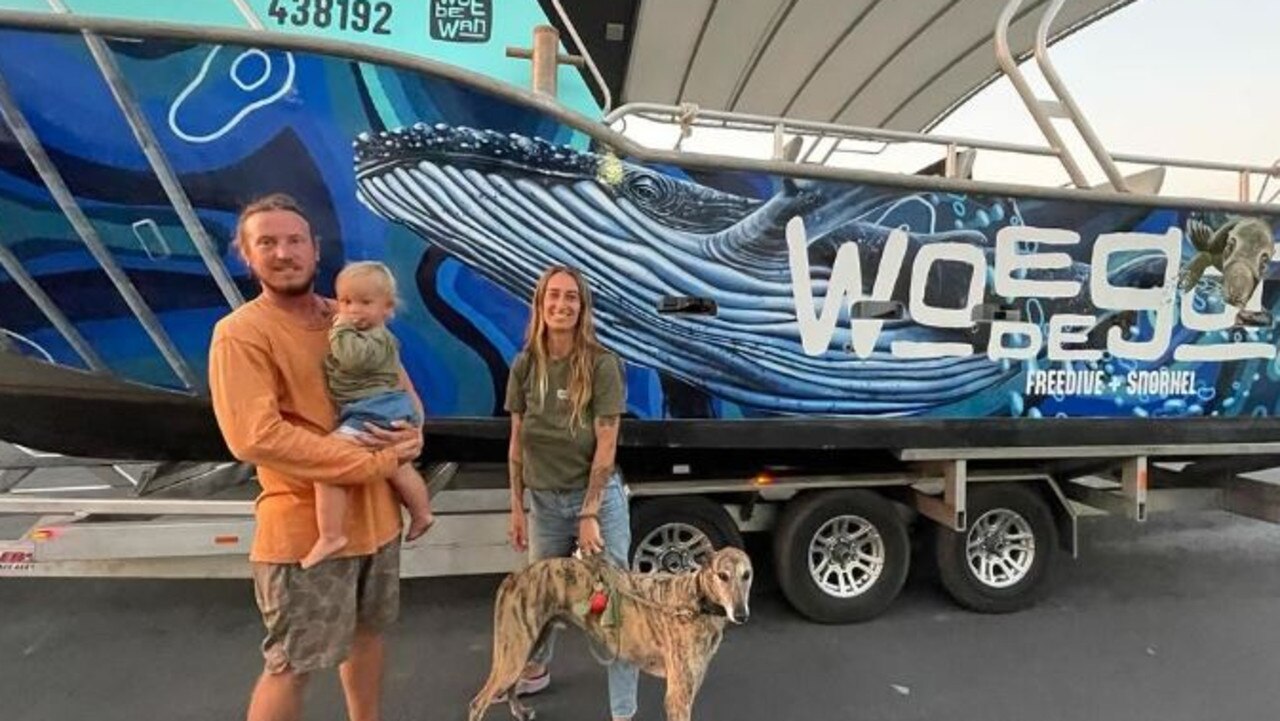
[555,0,1136,131]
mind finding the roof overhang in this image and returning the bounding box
[606,0,1136,131]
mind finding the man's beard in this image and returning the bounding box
[259,269,316,297]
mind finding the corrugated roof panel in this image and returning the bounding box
[618,0,1137,131]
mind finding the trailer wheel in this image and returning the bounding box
[773,489,910,624]
[630,496,742,574]
[935,484,1057,613]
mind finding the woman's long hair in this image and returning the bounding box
[522,266,603,432]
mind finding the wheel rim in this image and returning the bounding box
[807,515,885,598]
[965,508,1036,589]
[632,522,715,574]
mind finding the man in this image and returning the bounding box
[208,193,422,721]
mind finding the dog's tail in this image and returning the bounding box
[492,573,517,622]
[468,575,525,721]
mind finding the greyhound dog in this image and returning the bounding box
[468,546,753,721]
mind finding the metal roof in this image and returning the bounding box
[576,0,1136,131]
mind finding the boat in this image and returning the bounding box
[1,0,1278,471]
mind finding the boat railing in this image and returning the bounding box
[995,0,1122,191]
[604,100,1280,205]
[607,100,1059,165]
[549,0,612,112]
[1026,0,1127,191]
[606,0,1280,205]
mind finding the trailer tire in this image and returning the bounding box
[773,489,910,624]
[630,496,742,574]
[935,484,1057,613]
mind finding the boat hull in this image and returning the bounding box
[2,22,1280,461]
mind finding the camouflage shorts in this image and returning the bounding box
[251,539,400,674]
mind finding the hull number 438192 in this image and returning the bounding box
[266,0,393,35]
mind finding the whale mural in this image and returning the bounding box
[1,27,1280,460]
[352,124,1177,417]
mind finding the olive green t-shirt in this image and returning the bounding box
[324,323,402,405]
[504,349,625,491]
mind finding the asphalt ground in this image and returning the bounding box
[4,510,1280,721]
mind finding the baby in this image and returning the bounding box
[302,261,435,569]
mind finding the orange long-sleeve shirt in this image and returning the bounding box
[208,296,402,563]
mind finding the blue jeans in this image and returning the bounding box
[336,390,420,434]
[528,473,639,719]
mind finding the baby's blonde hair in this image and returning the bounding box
[336,261,399,306]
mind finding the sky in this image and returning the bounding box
[620,0,1280,204]
[933,0,1280,201]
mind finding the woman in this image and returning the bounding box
[504,265,638,721]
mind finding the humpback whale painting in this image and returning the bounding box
[351,124,1174,418]
[353,124,1015,417]
[1,26,1280,460]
